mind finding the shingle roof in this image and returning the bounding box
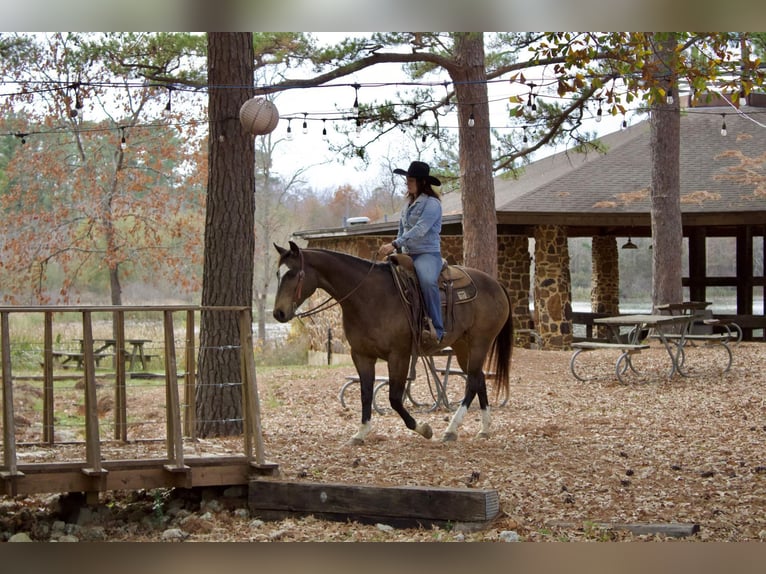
[496,105,766,221]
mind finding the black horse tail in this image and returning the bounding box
[488,286,513,402]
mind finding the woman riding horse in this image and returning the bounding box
[273,241,512,443]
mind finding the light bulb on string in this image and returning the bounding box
[15,132,27,145]
[302,113,308,135]
[621,116,628,130]
[526,83,536,112]
[595,99,603,123]
[720,114,727,136]
[522,126,528,145]
[164,86,173,116]
[666,87,674,105]
[286,119,293,140]
[468,105,475,128]
[322,119,328,141]
[352,84,360,118]
[120,127,127,150]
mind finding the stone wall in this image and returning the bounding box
[533,225,573,349]
[498,235,534,345]
[590,235,620,339]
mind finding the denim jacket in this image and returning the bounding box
[396,194,442,254]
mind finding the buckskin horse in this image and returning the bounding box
[272,241,513,443]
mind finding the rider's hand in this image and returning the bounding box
[377,243,396,257]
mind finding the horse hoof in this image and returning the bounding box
[442,432,458,442]
[476,432,490,440]
[416,423,433,440]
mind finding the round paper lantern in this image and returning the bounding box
[239,97,279,135]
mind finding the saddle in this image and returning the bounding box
[388,253,477,344]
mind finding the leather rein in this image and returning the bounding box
[286,249,380,319]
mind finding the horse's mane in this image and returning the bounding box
[303,248,389,270]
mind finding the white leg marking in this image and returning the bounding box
[442,404,468,441]
[351,421,372,445]
[477,406,491,439]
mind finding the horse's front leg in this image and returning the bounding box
[387,358,432,440]
[351,355,376,445]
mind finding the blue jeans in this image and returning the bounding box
[411,252,444,339]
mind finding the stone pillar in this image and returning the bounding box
[497,235,533,346]
[591,236,620,339]
[533,225,573,349]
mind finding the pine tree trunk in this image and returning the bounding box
[196,33,255,437]
[453,33,498,277]
[649,33,683,310]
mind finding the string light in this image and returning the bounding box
[352,83,360,118]
[286,119,293,140]
[164,86,173,116]
[468,105,475,128]
[322,119,328,141]
[302,112,308,134]
[666,87,674,105]
[68,82,83,118]
[120,127,127,150]
[595,98,603,123]
[526,83,537,112]
[522,126,528,144]
[720,113,727,136]
[15,132,27,144]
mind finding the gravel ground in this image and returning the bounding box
[2,342,765,542]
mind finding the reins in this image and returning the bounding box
[293,250,380,319]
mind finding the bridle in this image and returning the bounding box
[279,248,379,319]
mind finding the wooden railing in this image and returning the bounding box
[0,305,275,499]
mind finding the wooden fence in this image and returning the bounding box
[0,305,275,501]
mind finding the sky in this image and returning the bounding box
[265,33,635,192]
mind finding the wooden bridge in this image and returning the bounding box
[0,305,276,502]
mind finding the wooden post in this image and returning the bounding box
[163,310,188,475]
[0,311,23,492]
[43,311,55,444]
[81,311,107,502]
[239,309,270,470]
[114,309,127,441]
[183,309,196,438]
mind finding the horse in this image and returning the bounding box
[272,241,513,443]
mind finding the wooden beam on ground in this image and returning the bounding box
[249,479,501,529]
[549,520,700,538]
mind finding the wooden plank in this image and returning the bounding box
[81,311,103,475]
[114,310,127,441]
[572,342,649,351]
[549,520,700,538]
[249,479,500,526]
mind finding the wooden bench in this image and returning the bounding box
[51,350,115,369]
[569,341,651,384]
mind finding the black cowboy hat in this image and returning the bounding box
[393,160,441,186]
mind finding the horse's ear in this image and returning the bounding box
[274,243,288,257]
[288,240,301,255]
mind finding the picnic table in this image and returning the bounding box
[570,314,694,383]
[53,338,154,371]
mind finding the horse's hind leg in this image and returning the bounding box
[443,371,490,442]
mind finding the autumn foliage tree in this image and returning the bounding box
[0,33,207,304]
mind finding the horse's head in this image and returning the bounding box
[273,241,311,322]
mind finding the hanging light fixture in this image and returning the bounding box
[622,237,638,250]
